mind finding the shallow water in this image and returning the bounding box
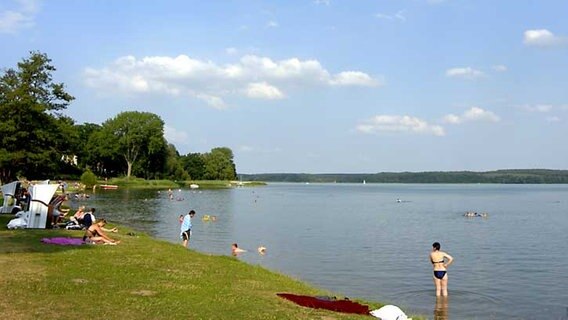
[82,183,568,320]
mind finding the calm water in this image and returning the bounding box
[81,183,568,320]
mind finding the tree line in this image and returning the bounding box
[242,169,568,184]
[0,51,237,183]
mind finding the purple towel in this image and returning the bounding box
[41,237,85,246]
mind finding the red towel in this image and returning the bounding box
[277,293,370,315]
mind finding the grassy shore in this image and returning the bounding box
[0,215,411,320]
[105,177,266,189]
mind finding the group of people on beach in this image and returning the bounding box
[48,194,121,245]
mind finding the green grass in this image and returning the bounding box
[102,178,267,190]
[105,177,180,189]
[1,215,423,320]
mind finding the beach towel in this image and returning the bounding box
[277,293,370,315]
[41,237,84,246]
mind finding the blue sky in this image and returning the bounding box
[1,0,567,173]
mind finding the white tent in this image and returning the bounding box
[0,181,22,214]
[24,184,59,229]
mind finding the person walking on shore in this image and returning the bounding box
[430,242,454,297]
[180,210,196,248]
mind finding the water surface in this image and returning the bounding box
[82,183,568,320]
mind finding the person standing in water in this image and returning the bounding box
[430,242,454,297]
[180,210,196,248]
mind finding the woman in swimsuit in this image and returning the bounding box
[83,219,120,245]
[430,242,453,297]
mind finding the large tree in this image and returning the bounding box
[0,51,75,182]
[202,147,237,180]
[97,111,167,178]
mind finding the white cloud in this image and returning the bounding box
[266,21,278,28]
[427,0,446,4]
[492,65,507,72]
[445,67,484,80]
[357,115,445,136]
[520,104,553,113]
[0,0,40,34]
[375,10,406,22]
[84,54,379,108]
[443,107,500,124]
[546,116,561,123]
[330,71,381,86]
[164,125,189,145]
[523,29,567,47]
[225,47,238,55]
[195,94,226,109]
[245,82,284,100]
[239,145,254,152]
[314,0,330,5]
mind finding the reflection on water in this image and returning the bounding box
[434,297,449,320]
[82,184,568,320]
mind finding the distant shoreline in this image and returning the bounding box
[241,169,568,184]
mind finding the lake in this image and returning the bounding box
[82,183,568,320]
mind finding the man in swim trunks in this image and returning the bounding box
[430,242,454,297]
[180,210,196,248]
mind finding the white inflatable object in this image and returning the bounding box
[370,305,410,320]
[7,217,27,229]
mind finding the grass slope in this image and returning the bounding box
[0,215,388,320]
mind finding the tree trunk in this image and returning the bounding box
[127,161,132,178]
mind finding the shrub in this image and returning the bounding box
[80,170,97,187]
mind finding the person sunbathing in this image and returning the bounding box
[83,219,120,245]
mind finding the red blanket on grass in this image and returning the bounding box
[277,293,370,315]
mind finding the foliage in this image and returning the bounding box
[203,147,237,180]
[163,144,189,181]
[181,152,206,180]
[242,169,568,184]
[80,170,97,187]
[0,51,75,182]
[96,111,168,178]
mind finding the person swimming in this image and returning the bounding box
[231,243,246,256]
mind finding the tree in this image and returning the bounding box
[97,111,167,178]
[163,144,189,180]
[202,147,237,180]
[180,153,204,180]
[0,51,75,182]
[80,170,97,187]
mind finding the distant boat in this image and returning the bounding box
[99,184,118,190]
[189,184,200,189]
[363,180,366,184]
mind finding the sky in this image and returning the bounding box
[1,0,567,173]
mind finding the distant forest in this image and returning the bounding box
[242,169,568,184]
